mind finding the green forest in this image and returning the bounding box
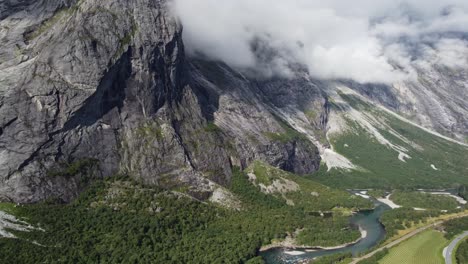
[0,167,371,263]
[443,217,468,264]
[391,191,459,210]
[380,208,444,238]
[443,217,468,239]
[456,239,468,264]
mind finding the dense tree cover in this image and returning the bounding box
[443,217,468,239]
[248,161,373,211]
[367,190,386,199]
[456,239,468,264]
[380,208,444,237]
[444,216,468,263]
[229,167,368,246]
[245,256,266,264]
[0,168,369,263]
[391,191,459,210]
[296,217,360,247]
[311,252,353,264]
[459,185,468,200]
[1,181,234,263]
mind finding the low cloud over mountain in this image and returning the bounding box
[172,0,468,83]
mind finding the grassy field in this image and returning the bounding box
[379,229,447,264]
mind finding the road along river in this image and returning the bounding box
[444,231,468,264]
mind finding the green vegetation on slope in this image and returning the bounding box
[391,191,459,210]
[459,185,468,200]
[367,190,387,199]
[0,165,371,263]
[47,158,98,179]
[311,93,468,190]
[0,203,18,214]
[247,161,373,211]
[264,115,309,144]
[378,229,447,264]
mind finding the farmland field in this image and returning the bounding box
[379,229,447,264]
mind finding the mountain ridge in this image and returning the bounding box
[0,0,467,204]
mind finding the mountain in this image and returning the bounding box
[1,1,468,263]
[1,0,467,204]
[347,64,468,142]
[0,0,322,203]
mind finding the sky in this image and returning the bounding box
[172,0,468,84]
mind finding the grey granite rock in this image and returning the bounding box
[345,65,468,142]
[0,0,322,203]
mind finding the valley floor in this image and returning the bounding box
[379,229,447,264]
[350,211,468,264]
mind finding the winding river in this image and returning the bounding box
[260,198,391,264]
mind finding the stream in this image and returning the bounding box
[260,198,391,264]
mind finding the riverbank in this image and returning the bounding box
[260,227,368,252]
[350,211,468,264]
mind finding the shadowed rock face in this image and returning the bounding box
[0,0,321,203]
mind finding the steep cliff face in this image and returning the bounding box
[0,0,321,203]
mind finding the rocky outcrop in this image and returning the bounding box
[346,65,468,142]
[0,0,322,203]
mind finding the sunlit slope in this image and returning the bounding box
[311,88,468,189]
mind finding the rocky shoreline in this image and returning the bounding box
[259,227,367,252]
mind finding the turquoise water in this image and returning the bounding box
[260,199,391,264]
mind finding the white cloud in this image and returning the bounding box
[419,38,468,68]
[172,0,468,84]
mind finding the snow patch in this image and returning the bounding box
[431,164,438,171]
